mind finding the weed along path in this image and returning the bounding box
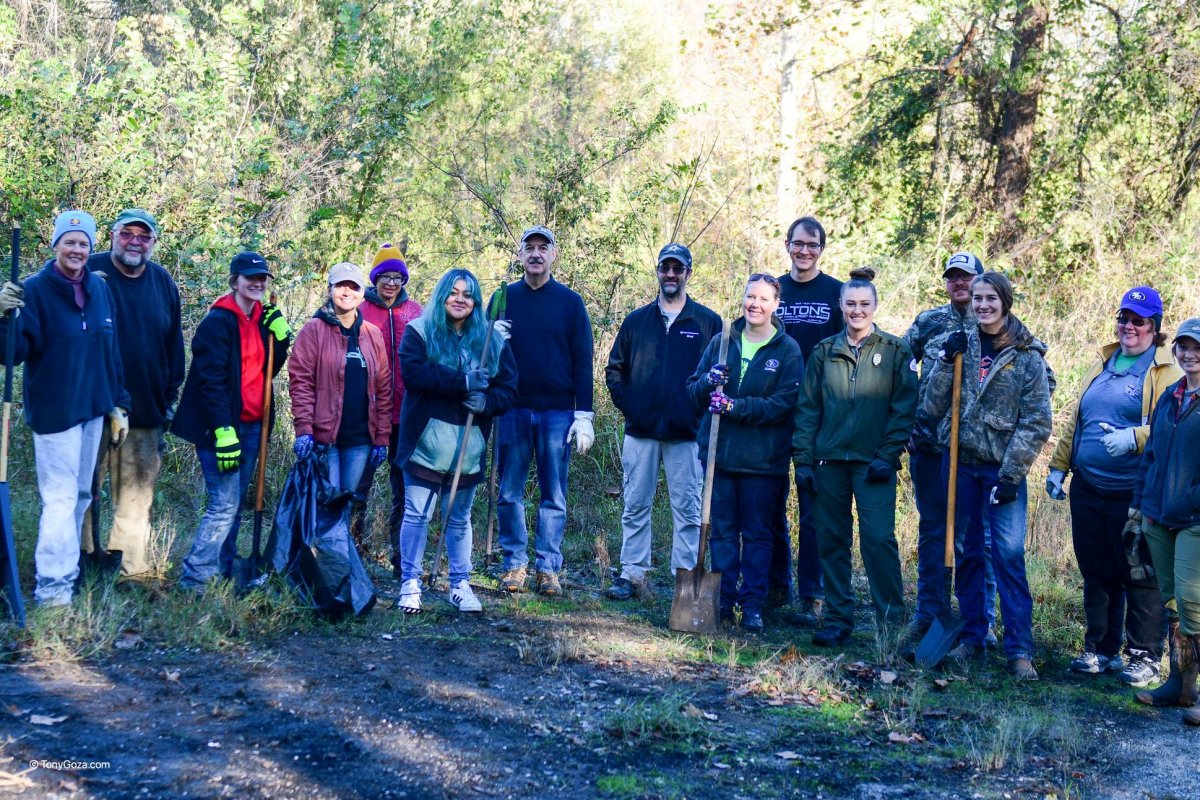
[1,576,1197,799]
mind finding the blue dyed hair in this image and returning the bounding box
[420,269,499,374]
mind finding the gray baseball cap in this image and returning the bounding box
[1174,317,1200,344]
[520,225,556,246]
[328,262,366,290]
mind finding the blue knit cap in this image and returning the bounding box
[52,210,96,249]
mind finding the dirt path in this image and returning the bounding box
[1,588,1193,799]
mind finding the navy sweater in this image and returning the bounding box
[0,260,130,435]
[1133,380,1200,529]
[491,277,593,412]
[88,253,185,428]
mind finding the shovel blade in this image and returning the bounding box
[668,567,722,634]
[0,483,25,626]
[914,612,966,668]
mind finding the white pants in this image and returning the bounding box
[618,435,701,581]
[33,417,104,605]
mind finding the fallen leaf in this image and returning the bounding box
[879,670,897,685]
[780,645,801,664]
[207,741,221,749]
[380,634,394,641]
[933,679,951,689]
[888,731,925,745]
[702,711,718,721]
[30,714,68,726]
[713,762,731,770]
[776,750,802,760]
[162,669,181,682]
[58,779,78,792]
[680,703,704,719]
[605,486,621,499]
[6,704,28,717]
[113,631,144,650]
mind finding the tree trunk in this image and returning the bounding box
[991,0,1048,251]
[775,24,802,228]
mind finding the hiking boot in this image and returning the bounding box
[984,626,999,649]
[948,641,982,663]
[793,597,822,627]
[500,567,528,594]
[398,579,422,615]
[536,571,562,597]
[1008,657,1039,681]
[898,618,932,661]
[765,587,792,610]
[1117,652,1159,687]
[604,577,635,601]
[1184,634,1200,726]
[450,580,482,613]
[1070,651,1123,675]
[741,610,764,633]
[1136,622,1189,707]
[812,625,851,648]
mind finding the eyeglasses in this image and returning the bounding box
[786,240,823,252]
[117,230,155,245]
[657,263,689,275]
[1117,313,1151,328]
[376,275,405,285]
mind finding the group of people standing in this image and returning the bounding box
[6,208,1200,722]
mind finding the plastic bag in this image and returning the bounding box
[266,455,376,618]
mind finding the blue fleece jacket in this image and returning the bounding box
[0,259,130,434]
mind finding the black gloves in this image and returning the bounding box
[989,478,1020,506]
[865,458,894,483]
[940,331,968,363]
[795,465,816,494]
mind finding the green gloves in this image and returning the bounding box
[261,303,291,342]
[214,426,241,473]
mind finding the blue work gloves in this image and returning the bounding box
[369,445,388,469]
[294,434,314,460]
[1045,468,1067,500]
[465,368,489,393]
[463,391,486,414]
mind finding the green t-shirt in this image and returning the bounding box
[1112,351,1141,373]
[741,332,767,373]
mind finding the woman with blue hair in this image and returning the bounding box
[394,269,518,613]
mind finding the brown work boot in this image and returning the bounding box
[1008,657,1039,682]
[500,566,528,594]
[536,571,562,597]
[1136,621,1188,707]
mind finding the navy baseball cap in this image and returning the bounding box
[942,252,984,278]
[230,251,273,278]
[1119,286,1163,318]
[656,243,693,269]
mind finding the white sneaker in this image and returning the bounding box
[398,579,422,615]
[450,580,482,613]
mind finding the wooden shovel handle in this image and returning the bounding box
[696,319,731,569]
[254,294,277,513]
[944,353,963,569]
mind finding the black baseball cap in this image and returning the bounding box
[230,251,273,278]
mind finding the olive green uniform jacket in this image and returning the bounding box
[793,326,919,469]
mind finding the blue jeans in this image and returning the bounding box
[320,444,370,495]
[709,470,788,614]
[182,421,262,590]
[947,459,1034,659]
[913,447,996,626]
[496,408,572,574]
[399,473,478,584]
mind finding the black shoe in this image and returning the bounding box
[793,597,822,626]
[604,577,635,601]
[765,587,792,610]
[742,610,764,633]
[812,625,851,648]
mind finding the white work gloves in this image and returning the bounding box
[568,411,595,454]
[1098,423,1137,458]
[494,319,512,344]
[1045,468,1067,500]
[109,407,129,449]
[0,281,24,314]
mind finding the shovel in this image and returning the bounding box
[915,352,966,667]
[483,282,506,569]
[232,305,277,591]
[669,319,730,635]
[80,467,123,582]
[0,223,25,625]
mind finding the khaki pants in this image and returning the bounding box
[81,427,162,577]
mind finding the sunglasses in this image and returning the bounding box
[117,230,154,245]
[657,263,689,275]
[1116,313,1151,328]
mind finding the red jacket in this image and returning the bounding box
[289,307,392,446]
[360,288,422,424]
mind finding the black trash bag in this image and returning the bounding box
[266,455,376,618]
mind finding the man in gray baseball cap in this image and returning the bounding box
[83,208,185,579]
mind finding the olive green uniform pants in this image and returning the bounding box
[813,461,907,634]
[1143,520,1200,635]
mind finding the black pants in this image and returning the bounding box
[1069,473,1164,658]
[352,426,406,569]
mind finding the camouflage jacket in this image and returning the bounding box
[920,329,1052,484]
[903,303,974,447]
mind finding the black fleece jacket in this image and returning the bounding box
[605,296,722,441]
[686,317,803,476]
[171,301,289,448]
